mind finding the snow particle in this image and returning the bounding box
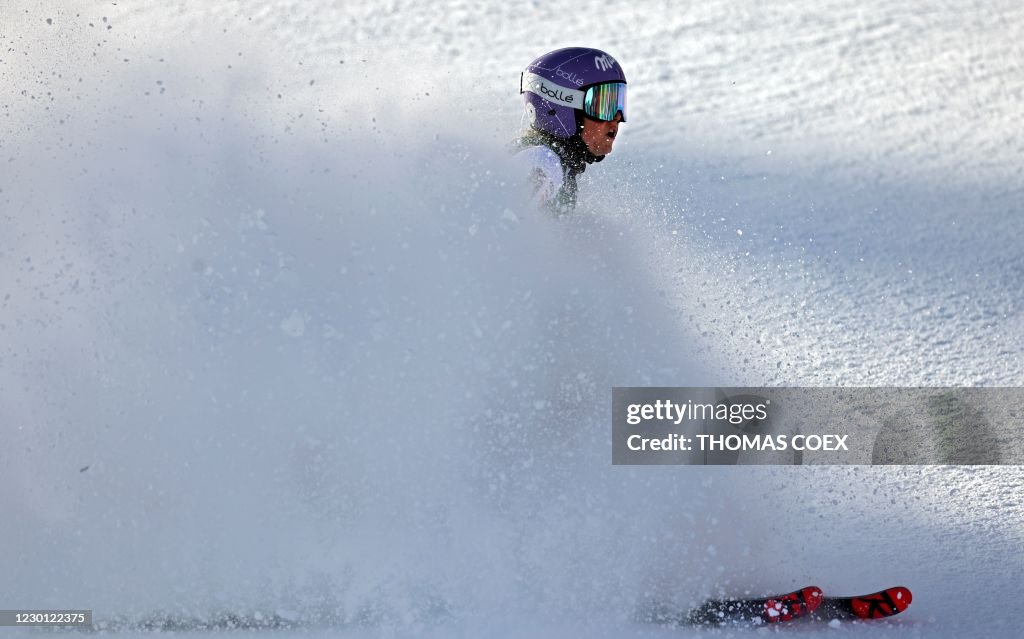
[280,310,307,337]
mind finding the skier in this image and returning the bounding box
[514,47,627,213]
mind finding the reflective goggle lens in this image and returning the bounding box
[583,82,627,122]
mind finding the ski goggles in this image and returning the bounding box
[582,82,627,123]
[522,72,627,123]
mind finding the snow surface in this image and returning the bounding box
[1,0,1022,637]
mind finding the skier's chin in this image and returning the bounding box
[590,139,614,156]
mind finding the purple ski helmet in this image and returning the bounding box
[520,47,627,139]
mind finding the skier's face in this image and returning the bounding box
[580,111,622,156]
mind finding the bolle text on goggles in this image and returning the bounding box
[522,72,627,123]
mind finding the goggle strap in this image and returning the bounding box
[521,72,586,109]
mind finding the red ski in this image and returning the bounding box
[817,586,913,621]
[687,585,823,625]
[687,585,912,626]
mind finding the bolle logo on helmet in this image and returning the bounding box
[523,72,585,108]
[527,78,575,104]
[555,68,585,86]
[594,54,616,72]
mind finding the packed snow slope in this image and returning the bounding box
[1,1,1022,638]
